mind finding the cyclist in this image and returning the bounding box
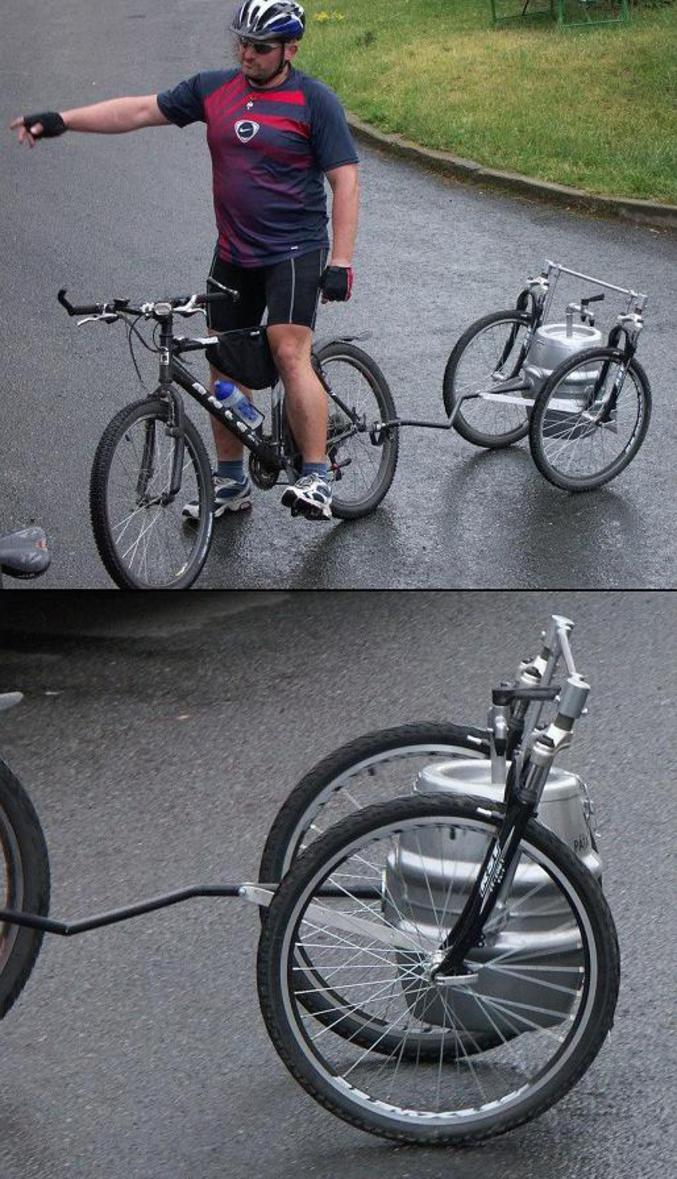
[10,0,359,523]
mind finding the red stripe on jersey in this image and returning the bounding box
[205,74,247,121]
[251,88,306,106]
[253,113,310,138]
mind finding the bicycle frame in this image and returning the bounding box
[170,332,376,473]
[159,324,287,478]
[162,339,375,495]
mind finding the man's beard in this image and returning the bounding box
[243,49,287,87]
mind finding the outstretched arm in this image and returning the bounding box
[10,95,169,146]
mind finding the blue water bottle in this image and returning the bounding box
[213,380,264,430]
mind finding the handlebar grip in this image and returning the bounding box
[57,289,102,316]
[200,289,240,304]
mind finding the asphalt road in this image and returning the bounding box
[0,591,674,1178]
[2,0,676,588]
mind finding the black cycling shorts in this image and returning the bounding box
[206,247,328,334]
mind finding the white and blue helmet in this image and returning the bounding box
[231,0,306,42]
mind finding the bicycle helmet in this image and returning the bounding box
[231,0,305,42]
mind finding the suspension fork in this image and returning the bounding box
[147,326,187,502]
[590,324,634,423]
[433,675,590,982]
[136,402,185,504]
[491,287,542,378]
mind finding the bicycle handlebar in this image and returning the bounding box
[57,286,239,320]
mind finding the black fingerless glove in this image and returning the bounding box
[320,265,354,302]
[23,111,67,138]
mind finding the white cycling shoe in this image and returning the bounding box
[281,473,332,521]
[182,474,252,521]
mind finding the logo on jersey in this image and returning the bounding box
[234,119,260,143]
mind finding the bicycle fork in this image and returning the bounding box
[432,674,590,983]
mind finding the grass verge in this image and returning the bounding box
[297,1,677,203]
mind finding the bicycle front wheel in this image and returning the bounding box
[529,349,652,492]
[90,398,214,589]
[316,342,399,518]
[258,795,620,1146]
[443,310,533,448]
[0,759,50,1020]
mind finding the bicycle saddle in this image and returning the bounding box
[0,527,51,578]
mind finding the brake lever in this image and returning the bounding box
[77,313,120,326]
[175,295,207,317]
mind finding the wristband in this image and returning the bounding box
[23,112,67,139]
[320,265,353,303]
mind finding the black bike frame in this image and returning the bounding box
[161,326,284,472]
[158,322,376,486]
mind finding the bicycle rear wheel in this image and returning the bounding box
[443,310,533,448]
[316,342,399,518]
[259,724,493,1061]
[258,795,620,1146]
[260,722,490,881]
[90,397,214,589]
[529,349,651,492]
[0,759,50,1019]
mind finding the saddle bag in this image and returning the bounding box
[205,327,278,391]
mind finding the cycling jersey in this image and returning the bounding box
[157,67,358,268]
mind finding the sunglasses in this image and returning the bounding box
[238,37,281,55]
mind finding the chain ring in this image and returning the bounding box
[249,451,281,490]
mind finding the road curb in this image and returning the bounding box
[347,113,677,235]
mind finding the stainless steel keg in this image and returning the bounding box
[523,322,603,401]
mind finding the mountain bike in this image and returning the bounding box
[58,288,399,590]
[442,259,651,491]
[0,615,619,1146]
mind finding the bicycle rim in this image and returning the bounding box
[91,401,213,589]
[259,800,618,1143]
[262,728,490,880]
[445,312,532,447]
[531,354,650,490]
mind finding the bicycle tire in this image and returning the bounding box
[529,348,652,492]
[260,722,490,881]
[259,723,494,1060]
[90,397,214,589]
[316,341,399,518]
[0,758,50,1019]
[443,310,533,448]
[258,794,620,1146]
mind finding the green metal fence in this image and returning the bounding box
[490,0,630,28]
